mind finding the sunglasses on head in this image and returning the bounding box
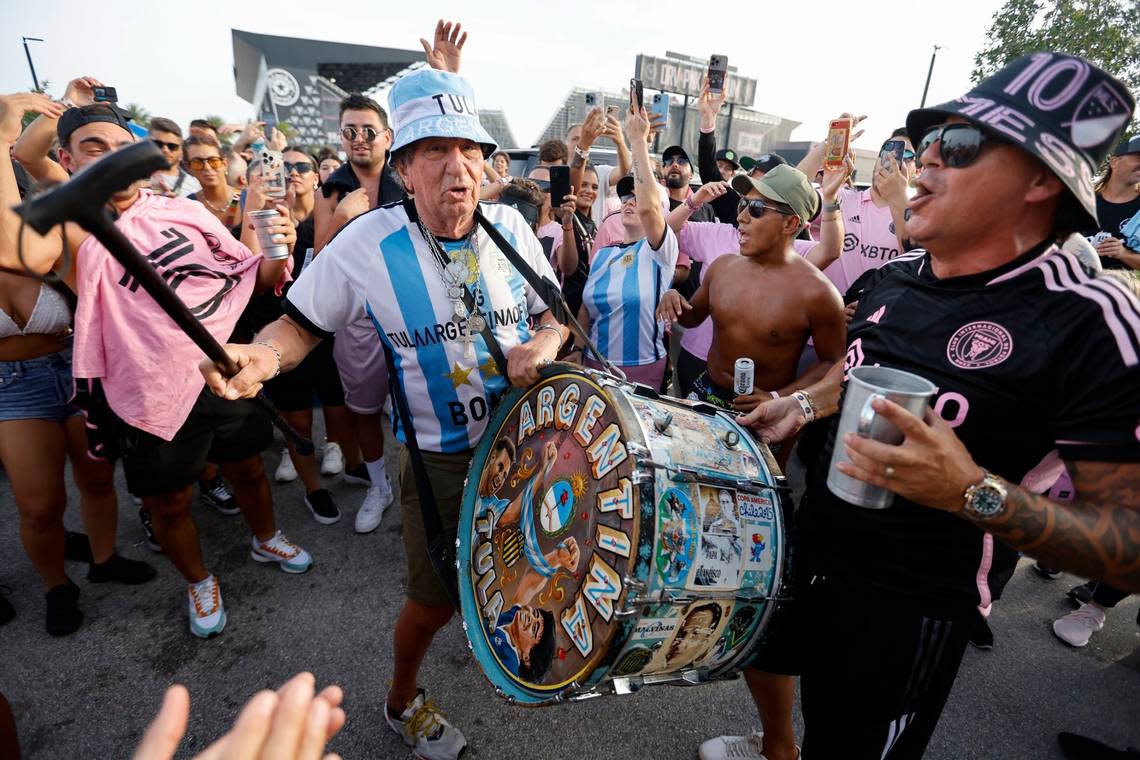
[152,139,180,152]
[916,124,994,169]
[188,156,224,170]
[341,126,381,142]
[284,161,313,174]
[737,196,794,219]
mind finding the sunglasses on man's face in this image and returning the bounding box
[341,126,380,143]
[285,161,314,175]
[663,156,689,167]
[916,124,994,169]
[152,139,180,152]
[737,196,794,219]
[188,156,224,171]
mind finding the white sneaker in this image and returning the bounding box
[1053,603,1106,647]
[384,689,466,760]
[187,575,226,639]
[355,476,394,534]
[275,449,298,482]
[250,531,313,574]
[321,442,345,475]
[698,730,799,760]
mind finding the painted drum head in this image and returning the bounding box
[458,370,641,703]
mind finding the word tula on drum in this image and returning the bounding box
[470,375,636,684]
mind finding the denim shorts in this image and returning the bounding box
[0,348,78,423]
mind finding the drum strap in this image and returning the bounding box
[403,198,511,377]
[472,207,626,380]
[381,339,461,607]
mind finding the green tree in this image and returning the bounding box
[124,102,151,126]
[204,115,230,145]
[973,0,1139,134]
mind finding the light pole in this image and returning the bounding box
[920,45,942,107]
[22,37,44,92]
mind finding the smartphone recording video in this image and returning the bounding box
[707,55,728,95]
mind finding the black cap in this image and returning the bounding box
[907,52,1134,231]
[1113,134,1140,157]
[57,103,134,146]
[616,175,635,199]
[739,152,787,175]
[662,145,690,163]
[714,148,740,168]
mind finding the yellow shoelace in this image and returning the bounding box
[404,698,443,739]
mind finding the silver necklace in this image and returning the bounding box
[415,218,487,346]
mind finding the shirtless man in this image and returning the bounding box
[658,165,846,413]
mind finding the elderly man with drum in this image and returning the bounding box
[200,28,567,760]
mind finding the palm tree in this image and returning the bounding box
[124,103,151,127]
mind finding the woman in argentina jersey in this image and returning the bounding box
[569,107,678,389]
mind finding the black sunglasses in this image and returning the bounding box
[663,156,689,167]
[341,126,381,143]
[152,139,180,152]
[737,196,794,219]
[916,124,994,169]
[284,161,314,175]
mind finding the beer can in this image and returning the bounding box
[734,358,755,396]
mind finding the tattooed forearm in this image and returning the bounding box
[631,155,642,183]
[968,460,1140,592]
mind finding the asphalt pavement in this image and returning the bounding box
[1,417,1137,759]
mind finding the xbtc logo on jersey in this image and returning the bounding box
[947,322,1014,370]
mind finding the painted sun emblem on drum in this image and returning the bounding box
[540,473,588,537]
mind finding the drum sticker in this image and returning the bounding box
[706,603,764,668]
[466,374,638,693]
[644,601,733,674]
[655,487,698,587]
[690,486,744,590]
[738,493,776,588]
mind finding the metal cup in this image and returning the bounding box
[248,210,290,260]
[826,365,938,509]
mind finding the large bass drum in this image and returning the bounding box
[456,366,788,705]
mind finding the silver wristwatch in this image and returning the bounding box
[963,470,1007,519]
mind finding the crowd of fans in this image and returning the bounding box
[0,16,1138,760]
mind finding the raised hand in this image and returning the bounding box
[63,76,104,107]
[626,106,650,145]
[874,154,908,206]
[0,92,64,144]
[420,20,467,74]
[693,181,729,206]
[579,107,605,150]
[819,161,849,203]
[697,75,727,130]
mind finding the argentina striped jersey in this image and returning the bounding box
[583,228,678,366]
[284,201,557,453]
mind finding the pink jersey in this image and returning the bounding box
[72,190,278,440]
[675,222,818,360]
[821,187,903,296]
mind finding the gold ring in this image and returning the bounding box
[884,465,895,479]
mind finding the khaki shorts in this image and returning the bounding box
[398,447,472,607]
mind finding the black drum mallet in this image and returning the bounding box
[14,140,315,455]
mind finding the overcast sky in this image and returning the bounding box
[3,0,1008,150]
